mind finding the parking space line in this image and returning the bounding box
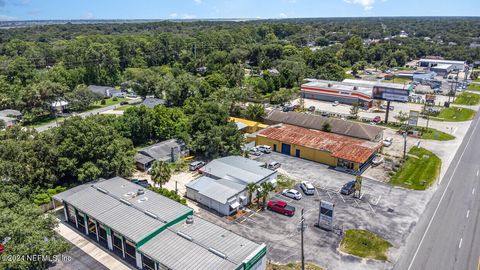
[367,202,376,214]
[374,195,382,206]
[338,193,346,203]
[353,199,360,207]
[359,192,365,200]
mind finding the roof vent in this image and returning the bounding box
[138,197,148,203]
[177,231,193,241]
[124,191,135,197]
[137,189,145,196]
[328,83,333,87]
[209,247,227,259]
[353,86,358,90]
[186,215,194,224]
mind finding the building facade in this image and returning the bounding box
[256,124,381,174]
[418,59,466,71]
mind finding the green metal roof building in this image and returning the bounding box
[53,177,267,270]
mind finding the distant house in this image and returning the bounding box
[51,101,69,113]
[142,97,165,109]
[186,156,277,216]
[267,68,280,76]
[0,109,22,127]
[135,139,188,171]
[88,85,123,98]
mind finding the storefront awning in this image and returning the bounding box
[229,201,240,209]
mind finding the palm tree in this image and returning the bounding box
[150,161,172,189]
[246,183,258,206]
[260,182,274,209]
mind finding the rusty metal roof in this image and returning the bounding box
[258,124,381,164]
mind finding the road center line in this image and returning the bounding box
[459,238,463,249]
[406,113,480,270]
[467,210,470,218]
[473,188,476,195]
[477,170,479,177]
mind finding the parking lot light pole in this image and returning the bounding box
[301,208,305,270]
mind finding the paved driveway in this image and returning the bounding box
[198,152,435,270]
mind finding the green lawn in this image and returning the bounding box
[467,84,480,91]
[453,92,480,105]
[275,174,296,192]
[340,229,392,261]
[24,115,65,128]
[87,97,128,110]
[268,263,324,270]
[420,128,455,141]
[390,147,441,190]
[435,107,476,122]
[384,77,412,84]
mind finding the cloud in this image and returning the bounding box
[182,13,196,19]
[344,0,376,10]
[279,12,288,18]
[82,11,95,19]
[0,14,16,20]
[169,13,178,18]
[193,0,201,4]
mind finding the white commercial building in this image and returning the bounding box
[418,59,466,71]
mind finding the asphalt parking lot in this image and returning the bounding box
[198,152,436,270]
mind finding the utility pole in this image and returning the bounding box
[385,101,391,124]
[403,132,407,160]
[301,208,305,270]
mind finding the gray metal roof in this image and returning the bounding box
[264,110,384,141]
[134,153,155,165]
[94,176,192,222]
[142,97,165,109]
[88,85,120,97]
[55,177,192,242]
[140,216,262,270]
[137,139,185,161]
[186,176,244,204]
[200,156,274,185]
[61,185,165,242]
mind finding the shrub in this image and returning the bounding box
[112,97,118,101]
[101,99,106,105]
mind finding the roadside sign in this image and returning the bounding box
[408,110,419,126]
[318,201,334,231]
[372,86,409,103]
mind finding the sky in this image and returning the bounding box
[0,0,478,21]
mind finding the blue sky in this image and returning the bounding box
[0,0,478,21]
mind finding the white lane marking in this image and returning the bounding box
[473,188,476,195]
[477,170,479,177]
[467,210,470,218]
[407,114,480,270]
[459,238,463,249]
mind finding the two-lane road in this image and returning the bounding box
[395,110,480,270]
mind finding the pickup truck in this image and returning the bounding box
[267,200,295,216]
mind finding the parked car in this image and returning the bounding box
[267,200,296,216]
[383,137,393,147]
[126,93,137,98]
[372,116,381,123]
[267,161,281,170]
[299,181,315,195]
[321,112,329,117]
[249,147,263,156]
[307,106,316,112]
[189,161,205,171]
[332,101,339,106]
[371,155,384,166]
[257,145,272,153]
[340,181,356,195]
[282,189,302,200]
[120,101,129,105]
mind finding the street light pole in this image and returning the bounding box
[403,132,407,160]
[301,208,305,270]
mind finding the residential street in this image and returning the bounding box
[35,98,140,132]
[394,109,480,270]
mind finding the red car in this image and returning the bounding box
[267,200,296,216]
[372,116,381,123]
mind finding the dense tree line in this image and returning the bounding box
[0,17,478,122]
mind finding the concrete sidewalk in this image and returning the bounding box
[54,218,132,270]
